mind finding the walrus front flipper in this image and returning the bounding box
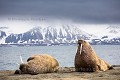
[27,57,35,62]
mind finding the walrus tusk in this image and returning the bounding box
[20,56,24,63]
[80,44,82,55]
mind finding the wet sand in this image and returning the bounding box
[0,67,120,80]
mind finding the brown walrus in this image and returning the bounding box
[74,40,113,72]
[15,54,59,74]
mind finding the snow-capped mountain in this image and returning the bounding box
[0,30,6,38]
[0,25,120,46]
[4,25,91,45]
[96,25,120,39]
[0,30,6,44]
[91,25,120,45]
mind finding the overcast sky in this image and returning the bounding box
[0,0,120,33]
[0,0,120,24]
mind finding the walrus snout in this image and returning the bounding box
[78,40,82,47]
[78,43,82,46]
[78,40,83,55]
[19,64,27,73]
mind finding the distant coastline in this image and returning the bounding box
[1,42,120,47]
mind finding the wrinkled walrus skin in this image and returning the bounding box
[74,40,113,72]
[15,54,59,75]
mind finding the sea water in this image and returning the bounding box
[0,45,120,70]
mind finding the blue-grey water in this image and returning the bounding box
[0,45,120,70]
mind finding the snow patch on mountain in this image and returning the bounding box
[3,25,91,45]
[95,25,120,39]
[0,25,120,45]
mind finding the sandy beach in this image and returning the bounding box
[0,67,120,80]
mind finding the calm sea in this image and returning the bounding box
[0,45,120,70]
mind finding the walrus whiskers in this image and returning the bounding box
[79,44,82,55]
[20,56,24,63]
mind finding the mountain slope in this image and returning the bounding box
[1,25,120,45]
[96,25,120,39]
[0,30,6,39]
[0,30,6,44]
[4,25,91,45]
[91,25,120,45]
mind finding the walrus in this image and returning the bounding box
[15,54,59,75]
[74,40,113,72]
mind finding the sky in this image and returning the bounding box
[0,0,120,33]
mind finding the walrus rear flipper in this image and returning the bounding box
[109,66,114,70]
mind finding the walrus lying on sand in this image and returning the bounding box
[15,54,59,75]
[75,40,113,72]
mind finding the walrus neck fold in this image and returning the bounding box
[79,44,82,55]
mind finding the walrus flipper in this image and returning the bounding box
[27,57,35,62]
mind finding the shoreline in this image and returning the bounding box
[0,67,120,80]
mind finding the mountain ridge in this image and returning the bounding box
[0,25,120,46]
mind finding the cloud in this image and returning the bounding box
[0,0,120,24]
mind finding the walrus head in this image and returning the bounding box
[78,40,88,55]
[78,40,91,54]
[15,63,28,74]
[78,40,90,46]
[19,63,28,73]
